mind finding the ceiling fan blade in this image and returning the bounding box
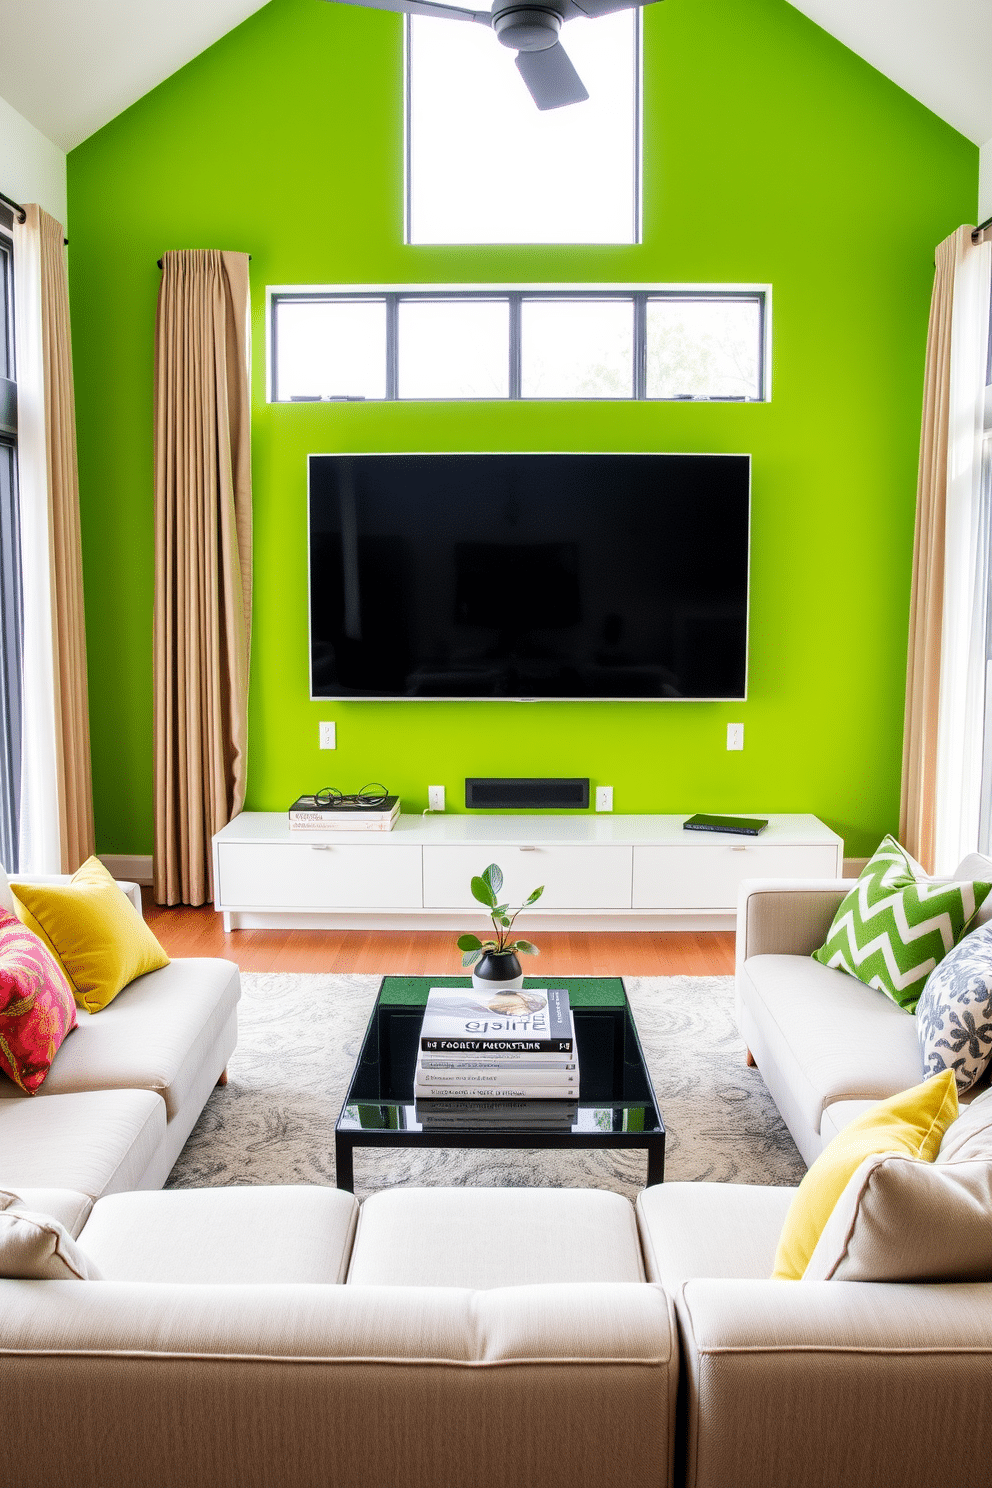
[568,0,663,16]
[515,42,589,110]
[324,0,491,25]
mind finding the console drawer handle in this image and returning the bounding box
[519,846,539,852]
[311,844,331,852]
[731,845,748,852]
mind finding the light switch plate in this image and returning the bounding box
[319,721,336,750]
[727,723,744,751]
[595,786,613,812]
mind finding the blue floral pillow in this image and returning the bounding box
[917,922,992,1091]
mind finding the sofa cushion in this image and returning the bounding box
[11,857,169,1013]
[0,1087,166,1199]
[0,910,77,1093]
[740,953,924,1139]
[2,1186,92,1236]
[0,861,17,918]
[917,921,992,1091]
[803,1150,992,1283]
[772,1070,958,1280]
[0,1189,101,1279]
[636,1182,795,1290]
[79,1186,359,1284]
[812,836,991,1012]
[0,958,240,1122]
[347,1186,645,1287]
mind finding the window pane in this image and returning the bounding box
[275,299,386,400]
[646,299,761,400]
[408,12,638,245]
[398,300,509,398]
[522,300,633,398]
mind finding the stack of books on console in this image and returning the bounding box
[287,794,400,831]
[414,987,578,1113]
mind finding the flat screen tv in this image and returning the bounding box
[308,452,750,700]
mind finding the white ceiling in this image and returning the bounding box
[0,0,988,152]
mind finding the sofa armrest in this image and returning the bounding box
[0,1279,678,1488]
[736,877,854,971]
[11,874,143,916]
[676,1277,992,1488]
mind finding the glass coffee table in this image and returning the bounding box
[335,976,665,1191]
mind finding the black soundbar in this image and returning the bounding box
[465,778,590,810]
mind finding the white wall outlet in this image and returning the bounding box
[428,785,445,812]
[319,721,336,750]
[596,785,613,812]
[727,723,744,751]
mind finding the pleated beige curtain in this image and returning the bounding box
[153,251,251,906]
[899,226,971,870]
[13,205,95,873]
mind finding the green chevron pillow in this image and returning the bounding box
[813,836,992,1013]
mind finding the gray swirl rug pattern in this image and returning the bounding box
[167,973,806,1200]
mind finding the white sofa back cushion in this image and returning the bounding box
[0,1189,102,1280]
[0,862,17,918]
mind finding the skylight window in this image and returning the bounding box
[406,11,640,245]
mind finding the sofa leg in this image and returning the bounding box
[217,1067,229,1087]
[745,1047,756,1068]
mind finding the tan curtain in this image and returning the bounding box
[899,226,971,870]
[153,251,251,906]
[13,205,95,873]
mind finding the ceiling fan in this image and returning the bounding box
[324,0,661,111]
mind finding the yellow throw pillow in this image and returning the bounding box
[771,1070,959,1280]
[11,857,169,1014]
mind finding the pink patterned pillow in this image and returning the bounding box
[0,910,77,1093]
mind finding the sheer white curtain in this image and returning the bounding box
[933,229,992,872]
[12,208,61,873]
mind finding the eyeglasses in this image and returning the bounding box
[314,783,390,809]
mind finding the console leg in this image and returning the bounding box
[223,912,232,932]
[217,1067,229,1087]
[746,1047,756,1068]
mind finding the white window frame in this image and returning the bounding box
[267,283,772,403]
[403,14,643,247]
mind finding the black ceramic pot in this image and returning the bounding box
[471,950,524,990]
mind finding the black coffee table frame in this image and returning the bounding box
[335,977,665,1191]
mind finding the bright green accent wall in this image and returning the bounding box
[67,0,976,860]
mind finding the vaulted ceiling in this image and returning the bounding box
[0,0,988,152]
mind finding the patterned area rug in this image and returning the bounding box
[168,973,806,1200]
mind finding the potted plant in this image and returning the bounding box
[456,863,543,990]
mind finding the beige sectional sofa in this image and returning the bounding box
[0,874,241,1200]
[5,865,992,1488]
[735,852,992,1163]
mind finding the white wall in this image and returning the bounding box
[0,93,66,226]
[980,137,992,224]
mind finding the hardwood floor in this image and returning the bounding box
[142,895,736,976]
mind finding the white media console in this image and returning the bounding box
[212,812,844,932]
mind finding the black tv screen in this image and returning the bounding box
[308,452,750,700]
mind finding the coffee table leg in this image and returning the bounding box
[646,1139,665,1187]
[336,1135,355,1193]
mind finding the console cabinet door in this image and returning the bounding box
[423,844,632,909]
[632,843,839,910]
[216,844,423,909]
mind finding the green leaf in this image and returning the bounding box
[513,940,539,956]
[470,875,497,908]
[482,863,504,897]
[461,948,483,967]
[495,914,511,928]
[525,886,545,905]
[456,933,483,951]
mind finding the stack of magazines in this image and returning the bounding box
[414,986,578,1102]
[287,794,400,832]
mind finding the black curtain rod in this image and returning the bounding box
[0,190,27,223]
[974,216,992,241]
[157,253,253,268]
[0,190,68,244]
